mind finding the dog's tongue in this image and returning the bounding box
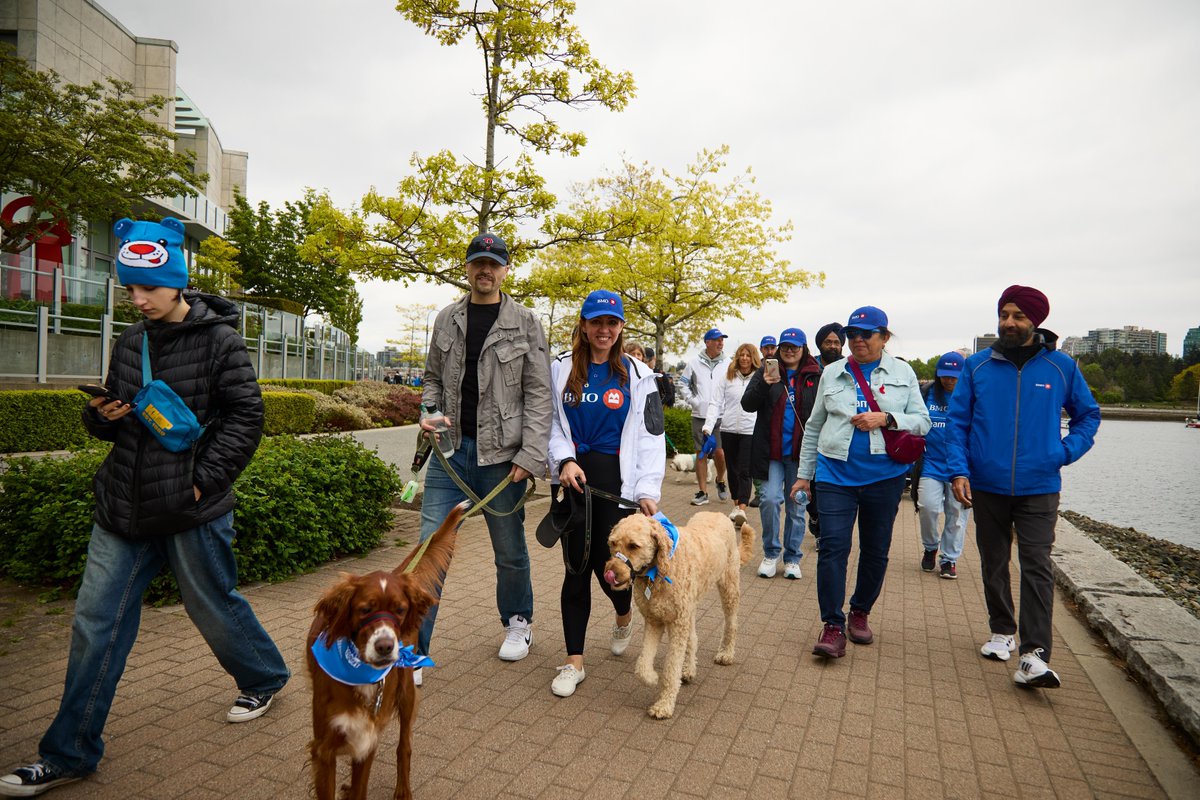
[604,569,617,586]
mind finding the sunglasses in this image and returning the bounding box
[844,328,879,340]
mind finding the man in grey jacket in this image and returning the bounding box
[416,232,552,667]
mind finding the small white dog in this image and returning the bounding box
[669,454,714,484]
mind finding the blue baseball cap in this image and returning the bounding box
[845,305,888,332]
[703,328,728,341]
[580,290,624,321]
[936,351,964,378]
[778,328,807,348]
[759,335,777,348]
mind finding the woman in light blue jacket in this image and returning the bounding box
[792,306,931,659]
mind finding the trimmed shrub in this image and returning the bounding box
[256,378,353,396]
[0,390,92,453]
[258,385,372,432]
[0,435,403,602]
[663,406,695,455]
[261,391,316,435]
[333,381,422,427]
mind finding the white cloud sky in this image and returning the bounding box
[99,0,1200,362]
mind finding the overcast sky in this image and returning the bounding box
[100,0,1200,362]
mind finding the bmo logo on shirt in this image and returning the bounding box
[564,388,624,409]
[602,388,624,409]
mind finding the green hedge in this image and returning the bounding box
[0,435,403,603]
[664,406,694,455]
[0,391,93,453]
[261,391,316,435]
[0,298,141,329]
[256,378,354,396]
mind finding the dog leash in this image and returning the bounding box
[559,483,642,576]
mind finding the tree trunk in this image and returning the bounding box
[480,24,504,235]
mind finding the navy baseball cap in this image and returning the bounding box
[845,305,888,332]
[703,328,728,341]
[759,335,777,348]
[465,232,509,266]
[580,290,625,321]
[936,351,965,378]
[778,328,807,347]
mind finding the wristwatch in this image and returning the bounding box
[885,412,897,430]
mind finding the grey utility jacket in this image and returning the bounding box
[422,292,552,477]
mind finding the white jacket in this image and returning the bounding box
[678,353,726,418]
[549,353,666,503]
[704,370,756,435]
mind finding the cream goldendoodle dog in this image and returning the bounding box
[603,511,754,719]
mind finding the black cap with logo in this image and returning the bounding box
[465,232,509,266]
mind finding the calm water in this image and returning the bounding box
[1060,419,1200,549]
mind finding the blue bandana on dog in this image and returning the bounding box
[310,633,434,686]
[643,512,681,590]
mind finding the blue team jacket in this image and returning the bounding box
[945,344,1100,496]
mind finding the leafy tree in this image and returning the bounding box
[313,0,636,292]
[388,303,439,371]
[192,236,242,295]
[1170,364,1200,405]
[1077,350,1183,403]
[0,46,205,254]
[523,147,813,360]
[1080,362,1107,390]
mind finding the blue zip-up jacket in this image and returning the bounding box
[945,333,1100,496]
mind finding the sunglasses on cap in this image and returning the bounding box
[844,328,880,340]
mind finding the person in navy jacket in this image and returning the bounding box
[947,285,1100,689]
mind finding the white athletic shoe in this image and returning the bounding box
[498,615,533,661]
[758,557,778,578]
[610,621,633,655]
[551,664,586,697]
[729,508,747,528]
[1014,648,1061,689]
[783,562,802,580]
[980,633,1017,661]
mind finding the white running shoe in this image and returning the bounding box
[758,557,778,578]
[1014,648,1061,688]
[551,664,586,697]
[783,562,802,580]
[610,621,633,655]
[980,633,1017,661]
[498,615,533,661]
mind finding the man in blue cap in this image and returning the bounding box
[679,328,730,505]
[759,335,777,361]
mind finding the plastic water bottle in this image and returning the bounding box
[795,490,808,506]
[421,402,455,458]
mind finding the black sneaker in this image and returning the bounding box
[0,761,80,795]
[921,549,937,572]
[939,561,957,580]
[691,491,709,506]
[748,495,761,508]
[226,691,275,723]
[715,481,729,501]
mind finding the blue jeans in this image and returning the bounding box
[918,476,969,562]
[417,436,532,656]
[759,459,804,562]
[815,475,905,628]
[39,512,289,776]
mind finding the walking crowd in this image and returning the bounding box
[2,229,1102,797]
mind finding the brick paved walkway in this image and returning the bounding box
[0,471,1187,798]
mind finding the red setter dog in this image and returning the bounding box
[306,500,463,800]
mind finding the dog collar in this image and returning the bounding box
[311,633,434,686]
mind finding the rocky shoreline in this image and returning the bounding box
[1060,510,1200,619]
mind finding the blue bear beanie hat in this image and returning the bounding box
[114,217,189,289]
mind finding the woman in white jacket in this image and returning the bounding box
[704,343,760,523]
[547,290,666,698]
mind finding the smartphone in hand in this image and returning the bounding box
[763,359,780,380]
[78,384,119,401]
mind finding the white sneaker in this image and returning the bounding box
[1014,648,1061,688]
[729,508,747,528]
[783,562,802,580]
[611,621,633,655]
[551,664,586,697]
[758,557,778,578]
[980,633,1017,661]
[412,667,423,687]
[498,615,533,661]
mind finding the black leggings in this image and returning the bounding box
[722,432,753,505]
[561,451,634,656]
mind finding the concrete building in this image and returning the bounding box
[973,333,998,353]
[1184,326,1200,359]
[1072,326,1168,357]
[0,0,245,284]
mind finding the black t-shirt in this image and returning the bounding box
[458,301,501,438]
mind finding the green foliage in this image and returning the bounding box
[312,0,636,292]
[261,391,316,436]
[663,406,694,456]
[1076,350,1182,403]
[333,381,422,427]
[1170,364,1200,404]
[0,391,92,453]
[0,298,141,328]
[259,384,374,432]
[256,378,354,396]
[193,236,242,295]
[0,45,205,255]
[0,436,403,601]
[523,147,810,360]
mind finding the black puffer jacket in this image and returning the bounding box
[84,294,263,540]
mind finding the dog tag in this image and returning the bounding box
[644,585,652,600]
[400,479,419,503]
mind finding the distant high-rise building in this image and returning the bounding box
[1184,327,1200,359]
[1073,326,1167,357]
[973,334,998,353]
[1060,336,1086,357]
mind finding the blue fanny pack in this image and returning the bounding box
[133,332,206,452]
